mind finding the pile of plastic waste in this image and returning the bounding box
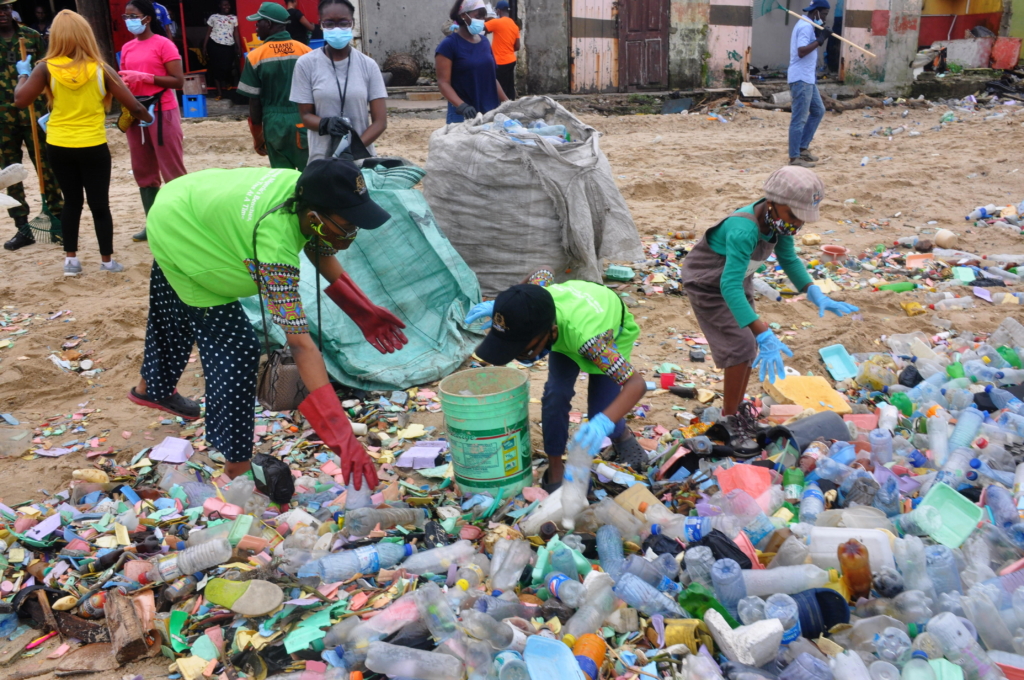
[477,114,574,145]
[10,314,1024,680]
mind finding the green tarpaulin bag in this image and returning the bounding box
[242,160,483,391]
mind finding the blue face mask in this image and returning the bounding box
[323,27,353,49]
[468,18,486,35]
[812,15,824,24]
[125,17,146,35]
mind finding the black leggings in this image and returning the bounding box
[46,143,113,256]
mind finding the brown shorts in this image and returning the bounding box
[684,280,758,369]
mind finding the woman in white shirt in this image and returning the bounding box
[289,0,387,161]
[202,0,241,100]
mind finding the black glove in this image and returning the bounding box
[817,26,833,45]
[456,102,478,119]
[317,115,352,137]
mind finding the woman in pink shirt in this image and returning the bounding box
[118,0,186,242]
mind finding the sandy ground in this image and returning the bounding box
[0,99,1024,673]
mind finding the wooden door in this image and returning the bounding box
[618,0,669,89]
[570,0,619,93]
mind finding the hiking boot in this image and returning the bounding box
[4,230,34,251]
[789,156,816,168]
[800,148,819,162]
[128,387,202,420]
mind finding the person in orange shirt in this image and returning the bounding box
[485,0,519,100]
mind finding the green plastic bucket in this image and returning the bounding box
[439,367,532,497]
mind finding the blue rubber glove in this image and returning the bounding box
[15,55,32,77]
[137,104,157,128]
[573,413,615,456]
[806,284,860,318]
[752,329,793,384]
[465,300,495,329]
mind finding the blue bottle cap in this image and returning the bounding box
[650,524,661,536]
[970,458,982,469]
[912,651,929,660]
[985,384,994,393]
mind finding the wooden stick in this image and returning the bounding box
[17,38,45,194]
[776,4,878,57]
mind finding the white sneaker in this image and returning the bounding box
[100,260,124,272]
[63,260,82,276]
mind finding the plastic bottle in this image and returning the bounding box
[711,558,747,619]
[493,651,531,680]
[926,612,1004,680]
[872,662,902,680]
[743,564,831,597]
[894,537,936,601]
[987,387,1024,415]
[298,543,413,581]
[461,608,517,650]
[930,298,975,311]
[454,553,491,592]
[967,205,998,221]
[948,408,984,449]
[561,442,592,530]
[151,537,233,581]
[931,447,974,491]
[572,634,606,680]
[970,460,1016,488]
[870,429,895,466]
[647,513,740,542]
[893,506,942,537]
[782,653,834,680]
[345,483,373,511]
[965,361,1005,384]
[832,649,873,680]
[876,626,913,666]
[738,595,766,624]
[718,488,777,548]
[766,593,802,643]
[685,546,715,590]
[770,535,812,568]
[754,277,782,301]
[784,468,805,503]
[612,572,687,618]
[859,362,898,390]
[874,477,902,518]
[563,574,617,640]
[621,553,681,594]
[365,641,465,680]
[944,387,976,411]
[801,482,825,524]
[924,545,962,595]
[838,539,873,601]
[999,368,1024,385]
[400,539,475,575]
[590,498,644,542]
[549,545,579,581]
[596,525,625,579]
[490,539,535,592]
[345,507,426,537]
[998,411,1024,437]
[545,571,586,608]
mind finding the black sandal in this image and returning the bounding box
[611,429,648,471]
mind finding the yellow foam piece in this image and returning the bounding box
[763,375,852,415]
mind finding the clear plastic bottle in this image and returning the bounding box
[494,651,531,680]
[800,482,825,524]
[685,546,715,589]
[970,460,1015,488]
[612,572,687,618]
[365,641,465,680]
[489,538,535,593]
[718,488,776,547]
[596,524,625,579]
[345,483,373,511]
[892,506,942,537]
[930,298,975,311]
[832,649,873,680]
[876,626,913,666]
[900,652,936,680]
[948,408,984,449]
[987,387,1024,415]
[561,441,592,530]
[647,513,740,542]
[872,662,902,680]
[964,361,1005,384]
[744,564,830,597]
[711,558,747,619]
[738,595,766,624]
[453,553,491,592]
[766,593,802,643]
[931,447,974,490]
[871,429,895,465]
[563,574,617,640]
[345,507,427,537]
[998,411,1024,437]
[895,537,936,601]
[546,571,586,608]
[621,553,681,594]
[401,539,476,575]
[924,545,962,595]
[298,543,414,581]
[926,612,1005,680]
[754,277,782,301]
[874,477,902,518]
[549,545,579,581]
[151,537,232,581]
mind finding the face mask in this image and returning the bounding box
[767,205,800,237]
[468,18,486,35]
[125,17,146,34]
[323,27,353,49]
[812,16,824,25]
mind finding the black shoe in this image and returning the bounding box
[4,230,35,251]
[611,429,648,471]
[128,387,202,420]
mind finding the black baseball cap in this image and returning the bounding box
[295,158,391,230]
[475,284,556,366]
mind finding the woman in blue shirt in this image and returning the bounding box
[435,0,508,124]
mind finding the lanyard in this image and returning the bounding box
[324,46,351,118]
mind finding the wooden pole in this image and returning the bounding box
[777,4,878,57]
[17,38,45,195]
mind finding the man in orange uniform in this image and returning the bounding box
[485,0,520,100]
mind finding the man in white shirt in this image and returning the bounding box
[787,0,832,167]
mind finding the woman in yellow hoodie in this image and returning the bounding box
[14,10,151,276]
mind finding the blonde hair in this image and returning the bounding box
[43,10,112,108]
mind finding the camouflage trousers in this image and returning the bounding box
[0,120,63,229]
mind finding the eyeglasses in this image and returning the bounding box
[320,20,353,29]
[316,212,359,240]
[121,13,145,20]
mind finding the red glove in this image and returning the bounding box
[248,118,267,156]
[298,384,378,490]
[324,272,408,354]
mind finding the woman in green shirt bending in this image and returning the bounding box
[680,166,857,416]
[129,158,406,493]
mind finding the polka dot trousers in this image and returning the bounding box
[141,262,261,463]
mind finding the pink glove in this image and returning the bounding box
[119,70,154,88]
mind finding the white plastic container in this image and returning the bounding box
[808,527,895,571]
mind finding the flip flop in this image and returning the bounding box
[205,578,283,617]
[611,430,648,471]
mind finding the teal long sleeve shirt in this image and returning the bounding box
[704,200,814,328]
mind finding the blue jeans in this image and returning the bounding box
[789,81,825,159]
[541,351,626,457]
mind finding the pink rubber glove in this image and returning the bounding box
[118,70,154,88]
